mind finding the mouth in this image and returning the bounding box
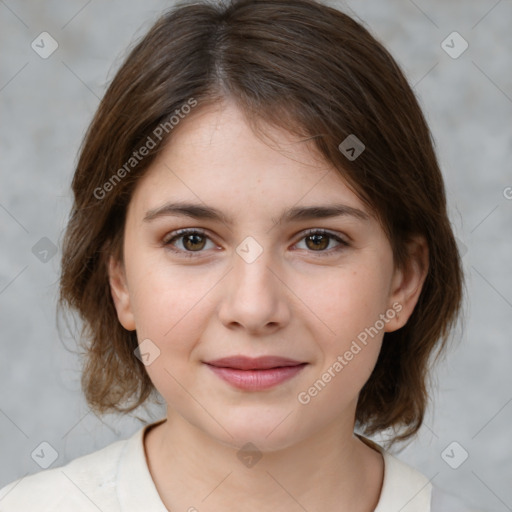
[204,355,306,370]
[203,356,308,391]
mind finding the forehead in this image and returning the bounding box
[127,100,370,223]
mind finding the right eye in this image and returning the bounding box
[163,228,217,258]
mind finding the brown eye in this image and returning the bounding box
[295,229,349,256]
[164,228,348,259]
[181,233,207,251]
[164,229,215,257]
[305,233,330,251]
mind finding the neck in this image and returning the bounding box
[144,408,384,512]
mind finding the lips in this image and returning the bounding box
[204,356,308,391]
[204,355,305,370]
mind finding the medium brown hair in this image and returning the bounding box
[58,0,463,446]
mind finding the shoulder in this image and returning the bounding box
[376,450,433,511]
[0,436,128,512]
[358,435,478,512]
[380,453,479,512]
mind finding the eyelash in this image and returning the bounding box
[163,228,349,259]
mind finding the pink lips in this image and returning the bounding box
[204,356,307,391]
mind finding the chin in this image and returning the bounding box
[206,412,307,453]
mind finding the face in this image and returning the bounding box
[109,99,426,451]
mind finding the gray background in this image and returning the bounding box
[1,1,511,511]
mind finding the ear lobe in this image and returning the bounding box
[108,255,136,331]
[385,236,429,332]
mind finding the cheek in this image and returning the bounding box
[128,270,208,402]
[305,264,392,337]
[299,261,390,387]
[295,267,387,411]
[130,273,203,341]
[127,261,221,364]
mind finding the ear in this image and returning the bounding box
[107,255,136,331]
[385,235,429,332]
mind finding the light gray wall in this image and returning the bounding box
[1,1,511,511]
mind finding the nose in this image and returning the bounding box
[217,241,291,335]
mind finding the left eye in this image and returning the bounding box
[295,229,348,254]
[163,228,348,258]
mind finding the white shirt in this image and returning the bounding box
[0,419,475,511]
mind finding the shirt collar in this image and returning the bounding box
[356,434,432,512]
[117,420,431,512]
[117,418,168,512]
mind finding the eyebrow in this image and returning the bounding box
[143,201,370,225]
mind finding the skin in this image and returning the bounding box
[108,99,428,512]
